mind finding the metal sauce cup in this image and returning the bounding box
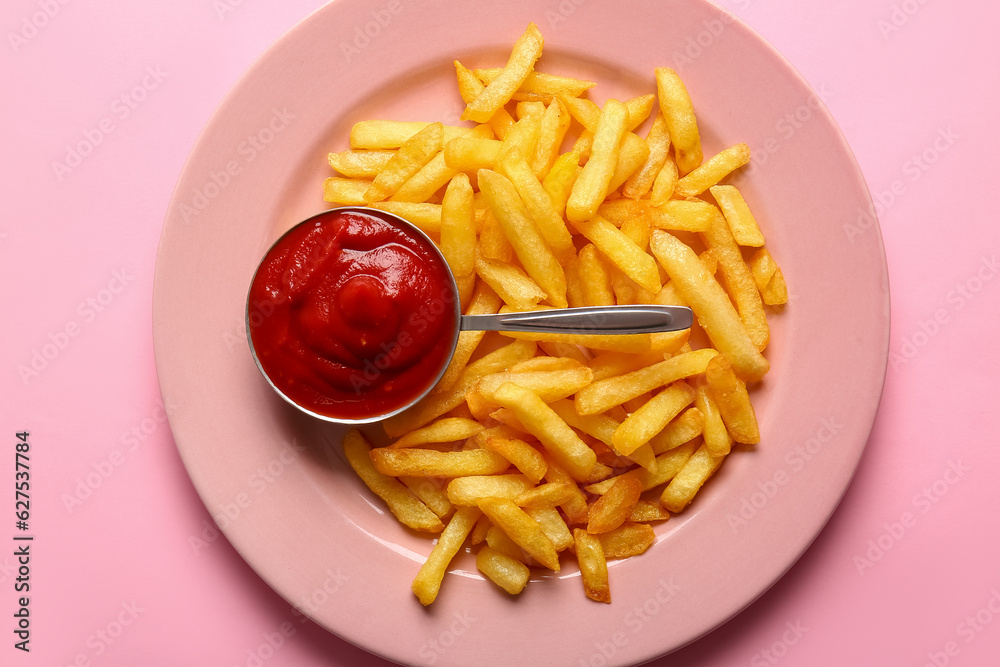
[247,206,692,425]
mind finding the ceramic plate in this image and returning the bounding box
[153,1,889,664]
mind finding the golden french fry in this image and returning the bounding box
[629,501,670,523]
[559,94,600,132]
[349,120,469,149]
[623,114,671,199]
[694,381,732,457]
[597,522,657,559]
[751,248,789,306]
[490,382,597,482]
[328,149,395,178]
[476,366,594,406]
[607,132,651,194]
[368,201,442,235]
[587,473,642,534]
[478,497,560,571]
[613,381,696,455]
[454,60,515,139]
[447,474,534,506]
[474,253,548,310]
[439,172,476,278]
[703,207,769,350]
[762,268,788,306]
[674,143,751,198]
[624,94,657,130]
[750,247,778,290]
[566,99,629,222]
[649,406,704,454]
[486,524,526,560]
[323,177,371,205]
[660,442,725,512]
[363,122,444,202]
[526,506,574,551]
[400,476,453,519]
[463,23,544,123]
[412,506,481,605]
[531,98,572,177]
[649,231,769,382]
[704,354,760,444]
[542,151,582,217]
[650,157,678,205]
[657,199,717,232]
[655,67,702,174]
[574,349,716,416]
[577,244,616,307]
[573,529,610,603]
[342,430,444,533]
[478,169,568,307]
[391,417,484,449]
[571,214,661,294]
[371,447,511,477]
[711,184,765,247]
[444,137,503,172]
[497,152,575,262]
[475,68,596,101]
[476,545,530,595]
[515,482,578,508]
[564,256,586,308]
[477,428,548,484]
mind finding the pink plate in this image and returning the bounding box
[152,1,890,665]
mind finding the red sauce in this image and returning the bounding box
[247,208,458,421]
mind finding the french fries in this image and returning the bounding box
[462,23,544,123]
[566,99,629,222]
[574,529,611,603]
[327,22,787,606]
[412,507,482,605]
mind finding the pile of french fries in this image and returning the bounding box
[324,22,788,605]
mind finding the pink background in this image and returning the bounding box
[2,0,998,665]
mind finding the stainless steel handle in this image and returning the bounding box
[459,305,693,335]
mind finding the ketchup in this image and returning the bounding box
[247,208,458,421]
